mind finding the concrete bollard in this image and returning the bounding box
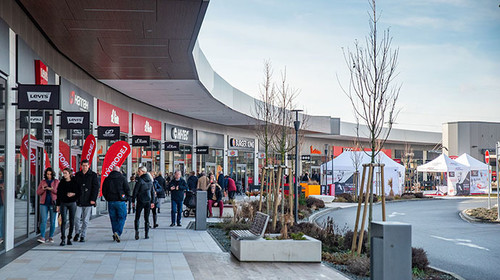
[195,191,207,230]
[370,221,412,280]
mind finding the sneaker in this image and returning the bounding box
[48,238,54,243]
[37,237,45,244]
[60,239,65,246]
[79,237,85,242]
[169,223,175,227]
[154,224,159,228]
[73,234,79,242]
[177,224,182,227]
[67,238,73,246]
[135,231,139,240]
[113,232,120,243]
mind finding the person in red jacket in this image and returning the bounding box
[225,175,237,202]
[36,167,59,243]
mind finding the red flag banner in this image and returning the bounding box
[81,134,96,166]
[59,140,71,172]
[100,141,131,195]
[20,134,51,175]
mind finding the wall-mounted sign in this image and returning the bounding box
[164,141,180,151]
[229,137,255,149]
[228,149,239,157]
[133,114,161,140]
[301,155,311,161]
[60,78,93,115]
[20,111,44,128]
[97,100,129,133]
[18,84,60,109]
[197,131,224,148]
[72,129,84,137]
[310,146,322,155]
[196,146,209,154]
[60,111,90,129]
[180,145,192,153]
[132,135,151,147]
[35,60,48,85]
[257,152,266,159]
[97,126,120,140]
[165,124,193,143]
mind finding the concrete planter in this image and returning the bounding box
[231,234,321,262]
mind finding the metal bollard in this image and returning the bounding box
[195,191,207,230]
[371,221,412,280]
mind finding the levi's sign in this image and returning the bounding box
[20,111,44,129]
[98,126,120,140]
[18,84,60,109]
[60,111,90,129]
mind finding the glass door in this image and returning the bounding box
[28,140,45,237]
[236,163,247,192]
[205,162,216,175]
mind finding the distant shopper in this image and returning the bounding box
[217,172,224,189]
[168,170,187,227]
[128,175,136,214]
[154,172,167,213]
[102,166,130,243]
[151,172,165,228]
[226,175,237,202]
[207,183,223,218]
[187,171,198,192]
[197,172,209,191]
[73,159,99,243]
[302,172,310,182]
[132,166,155,240]
[56,168,80,246]
[36,167,59,244]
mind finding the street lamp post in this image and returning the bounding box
[292,109,302,223]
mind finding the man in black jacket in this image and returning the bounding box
[187,171,198,192]
[168,170,187,227]
[102,166,130,243]
[132,166,155,240]
[73,159,99,242]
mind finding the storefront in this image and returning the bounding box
[165,124,193,176]
[196,131,224,175]
[301,145,325,182]
[132,114,162,174]
[96,100,129,177]
[228,136,256,191]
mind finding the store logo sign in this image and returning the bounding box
[35,60,48,85]
[230,138,255,149]
[60,112,90,129]
[172,127,190,141]
[27,91,51,102]
[97,126,120,140]
[67,117,84,124]
[104,129,116,138]
[69,90,90,111]
[144,121,153,133]
[310,146,321,155]
[31,116,43,123]
[132,135,150,147]
[111,109,120,124]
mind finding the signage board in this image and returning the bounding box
[166,124,193,143]
[197,130,224,148]
[485,150,490,164]
[164,141,180,151]
[228,149,239,157]
[35,60,48,85]
[18,84,60,109]
[60,78,93,116]
[196,146,209,154]
[60,111,90,129]
[20,111,44,128]
[132,135,150,147]
[97,126,120,140]
[97,100,129,133]
[229,136,255,150]
[301,155,311,161]
[133,114,161,140]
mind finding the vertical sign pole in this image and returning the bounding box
[488,164,491,209]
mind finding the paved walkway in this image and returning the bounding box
[0,199,349,280]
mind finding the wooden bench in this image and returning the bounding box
[230,212,269,240]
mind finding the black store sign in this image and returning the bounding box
[97,126,120,140]
[60,111,90,129]
[301,155,311,161]
[196,146,209,154]
[164,141,180,151]
[18,84,60,109]
[20,111,44,128]
[132,135,150,147]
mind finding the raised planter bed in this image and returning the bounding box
[231,234,322,262]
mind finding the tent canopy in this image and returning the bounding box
[416,154,469,173]
[321,151,405,172]
[455,153,489,171]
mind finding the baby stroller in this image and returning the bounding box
[183,190,196,217]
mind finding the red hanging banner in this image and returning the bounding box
[100,141,131,195]
[59,140,71,172]
[81,134,97,166]
[20,135,51,175]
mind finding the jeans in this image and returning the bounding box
[108,201,127,236]
[60,202,77,239]
[134,203,151,231]
[74,206,92,238]
[208,200,223,217]
[171,199,182,225]
[40,204,56,238]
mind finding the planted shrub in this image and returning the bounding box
[347,256,370,276]
[412,247,429,270]
[306,197,325,209]
[336,193,355,202]
[343,230,368,253]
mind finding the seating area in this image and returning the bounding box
[230,212,270,240]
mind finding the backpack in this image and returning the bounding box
[154,179,163,194]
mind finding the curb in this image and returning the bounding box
[459,209,500,224]
[429,266,466,280]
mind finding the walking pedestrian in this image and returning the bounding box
[102,166,130,243]
[36,167,59,243]
[196,172,209,191]
[187,171,198,192]
[56,168,79,246]
[154,172,167,213]
[73,159,99,243]
[128,175,136,214]
[168,170,187,227]
[226,175,237,202]
[132,166,155,240]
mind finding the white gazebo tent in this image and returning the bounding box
[320,151,405,196]
[416,154,470,196]
[455,153,489,194]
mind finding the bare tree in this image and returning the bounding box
[349,141,363,200]
[339,0,401,243]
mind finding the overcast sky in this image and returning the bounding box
[198,0,500,132]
